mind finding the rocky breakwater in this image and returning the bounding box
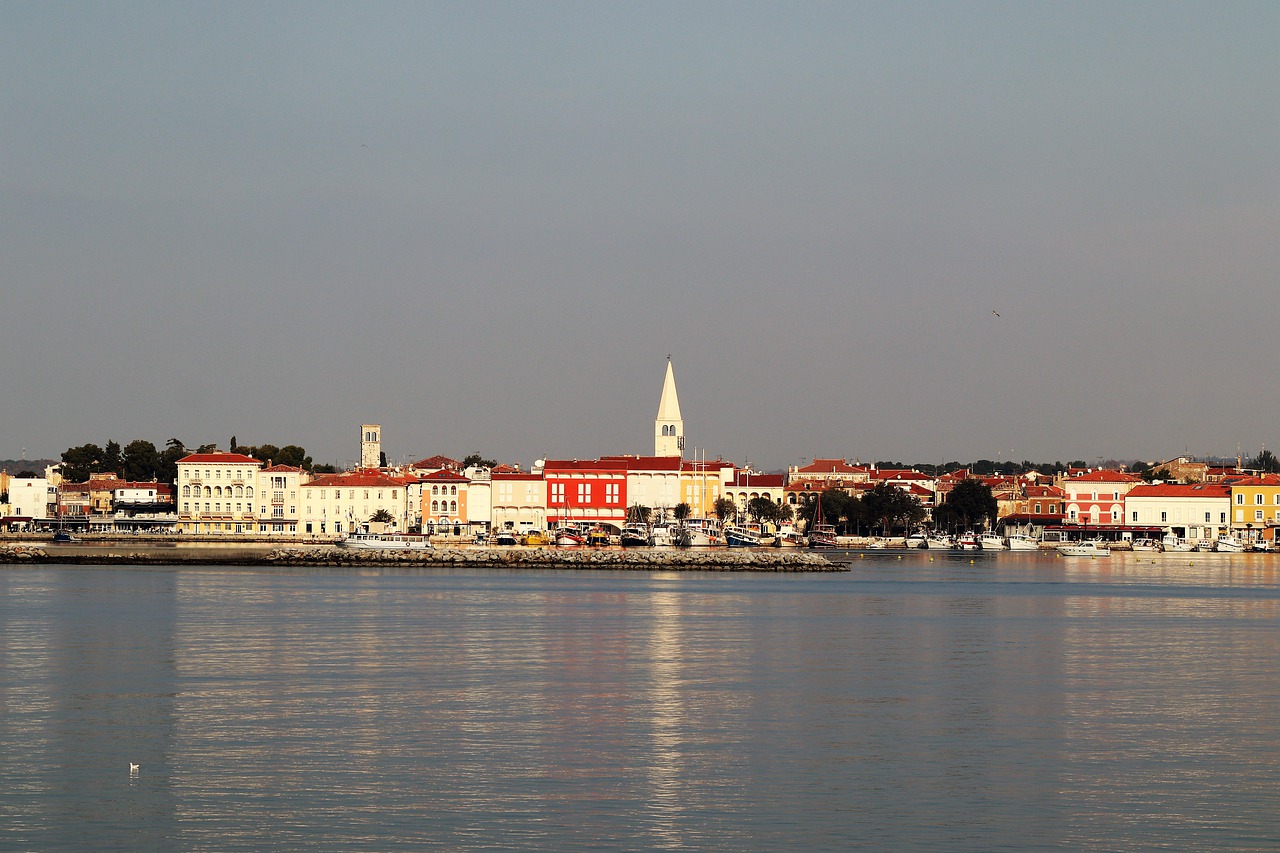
[0,543,47,561]
[267,546,844,572]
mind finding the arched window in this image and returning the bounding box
[204,486,212,498]
[432,485,438,495]
[234,485,243,497]
[431,501,439,512]
[182,485,190,497]
[246,487,253,498]
[450,501,457,512]
[450,485,457,495]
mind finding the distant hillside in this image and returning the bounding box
[0,458,58,474]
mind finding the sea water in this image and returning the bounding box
[1,552,1278,851]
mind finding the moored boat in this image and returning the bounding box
[926,534,954,550]
[1215,534,1247,553]
[957,532,980,550]
[340,532,432,551]
[1007,534,1040,551]
[980,533,1006,551]
[1057,540,1111,557]
[620,525,651,547]
[724,523,764,547]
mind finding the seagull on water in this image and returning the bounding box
[130,763,140,773]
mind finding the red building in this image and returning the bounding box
[542,459,628,531]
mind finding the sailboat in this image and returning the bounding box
[807,493,838,549]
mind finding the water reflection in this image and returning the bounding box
[1,561,1278,851]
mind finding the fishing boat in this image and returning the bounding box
[1161,534,1194,552]
[723,523,763,547]
[555,525,587,546]
[956,532,980,550]
[679,518,723,547]
[586,527,611,547]
[649,523,676,547]
[925,533,954,550]
[1131,538,1164,552]
[1214,534,1247,553]
[806,494,838,549]
[340,532,432,551]
[980,533,1006,551]
[774,527,806,548]
[522,530,551,546]
[619,525,651,547]
[1057,540,1111,557]
[1007,534,1040,551]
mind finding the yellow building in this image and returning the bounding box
[1228,475,1280,546]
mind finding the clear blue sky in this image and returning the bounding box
[4,2,1277,470]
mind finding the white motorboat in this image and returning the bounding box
[1057,540,1111,557]
[1162,535,1195,552]
[1215,534,1247,553]
[1007,534,1040,551]
[340,532,432,551]
[649,523,676,548]
[956,532,980,550]
[1131,538,1164,552]
[980,533,1006,551]
[926,534,954,550]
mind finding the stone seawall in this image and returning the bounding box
[0,543,843,572]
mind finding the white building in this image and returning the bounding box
[299,470,410,537]
[176,452,264,534]
[256,464,308,536]
[654,358,684,458]
[1124,483,1231,543]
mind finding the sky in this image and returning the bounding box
[3,1,1278,471]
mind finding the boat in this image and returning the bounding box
[678,518,723,547]
[1251,539,1274,552]
[51,529,80,544]
[905,533,928,549]
[555,526,587,547]
[619,525,651,547]
[1131,538,1164,552]
[1057,540,1111,557]
[925,534,954,550]
[1007,534,1040,551]
[340,532,432,551]
[586,527,611,547]
[1214,534,1247,553]
[493,530,519,546]
[1162,535,1194,552]
[956,532,980,550]
[649,523,676,548]
[774,528,806,548]
[724,523,763,547]
[980,533,1006,551]
[522,530,551,546]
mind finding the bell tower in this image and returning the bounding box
[654,358,684,458]
[360,424,382,469]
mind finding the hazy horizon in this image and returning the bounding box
[5,3,1277,470]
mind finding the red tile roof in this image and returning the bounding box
[1067,469,1143,483]
[178,453,262,466]
[302,471,411,488]
[795,459,866,475]
[1126,483,1231,498]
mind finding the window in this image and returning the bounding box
[551,483,564,503]
[1257,494,1265,505]
[1035,503,1041,514]
[605,483,619,504]
[1256,510,1264,521]
[1221,513,1227,524]
[1205,512,1212,523]
[1132,511,1138,522]
[1236,493,1245,504]
[1160,511,1167,522]
[577,483,591,502]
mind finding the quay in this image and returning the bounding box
[0,541,843,572]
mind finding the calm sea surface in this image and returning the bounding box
[2,552,1278,852]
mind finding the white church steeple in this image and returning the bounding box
[654,358,684,458]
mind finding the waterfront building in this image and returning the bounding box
[997,483,1067,540]
[6,474,53,527]
[299,469,411,536]
[678,458,732,519]
[726,470,785,516]
[544,458,628,532]
[488,470,547,534]
[1124,483,1230,544]
[1225,475,1280,546]
[256,464,308,536]
[600,456,683,523]
[654,359,685,458]
[418,468,470,531]
[1058,468,1144,526]
[176,452,264,534]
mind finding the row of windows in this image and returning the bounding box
[182,503,296,515]
[431,501,458,513]
[308,489,398,500]
[1137,510,1233,524]
[181,468,253,482]
[183,485,254,498]
[1236,493,1280,505]
[430,485,458,495]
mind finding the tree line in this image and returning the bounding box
[59,438,321,483]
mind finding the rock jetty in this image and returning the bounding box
[0,541,842,572]
[266,546,842,571]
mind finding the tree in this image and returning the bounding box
[1250,449,1280,473]
[747,496,780,526]
[627,504,652,525]
[102,440,122,475]
[934,479,998,532]
[370,509,394,523]
[463,453,497,469]
[713,497,737,524]
[861,482,924,535]
[673,502,692,525]
[60,444,104,482]
[122,440,159,481]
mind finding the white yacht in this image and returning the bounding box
[1057,540,1111,557]
[340,532,432,551]
[1007,534,1040,551]
[980,533,1006,551]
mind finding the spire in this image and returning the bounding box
[654,358,684,457]
[656,357,682,422]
